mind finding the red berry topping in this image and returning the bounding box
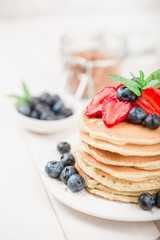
[85,87,117,117]
[156,87,160,95]
[102,97,131,128]
[135,88,160,117]
[115,84,124,90]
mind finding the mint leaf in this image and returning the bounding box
[139,70,145,86]
[130,72,142,87]
[145,69,160,85]
[143,79,160,90]
[8,95,28,105]
[108,73,141,96]
[22,82,30,99]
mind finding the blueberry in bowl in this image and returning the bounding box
[9,82,80,133]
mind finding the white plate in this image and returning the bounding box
[42,134,160,222]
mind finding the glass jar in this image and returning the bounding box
[60,32,127,98]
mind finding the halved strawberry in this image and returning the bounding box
[102,97,131,127]
[115,84,124,90]
[135,88,160,116]
[156,87,160,96]
[85,87,117,117]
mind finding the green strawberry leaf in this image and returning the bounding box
[143,79,160,90]
[108,73,141,96]
[22,82,30,99]
[8,95,28,105]
[145,69,160,85]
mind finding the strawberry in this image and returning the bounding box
[135,88,160,116]
[85,87,117,117]
[156,87,160,95]
[102,97,131,127]
[116,84,124,90]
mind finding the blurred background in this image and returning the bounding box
[0,0,160,97]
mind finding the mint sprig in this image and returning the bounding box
[8,81,31,105]
[108,74,141,96]
[108,69,160,96]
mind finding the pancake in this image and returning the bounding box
[86,188,138,203]
[82,142,160,170]
[76,147,160,181]
[76,155,160,192]
[76,162,158,196]
[80,131,160,156]
[79,110,160,145]
[76,162,138,203]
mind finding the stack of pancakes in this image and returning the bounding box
[75,110,160,203]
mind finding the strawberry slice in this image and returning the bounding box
[85,87,117,117]
[116,84,124,90]
[156,87,160,96]
[102,97,131,128]
[135,88,160,116]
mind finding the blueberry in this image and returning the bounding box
[138,193,155,211]
[34,103,50,114]
[117,86,138,102]
[145,114,160,130]
[56,114,66,120]
[59,107,73,117]
[18,105,31,117]
[128,107,146,124]
[155,190,160,208]
[57,142,71,154]
[30,110,39,119]
[39,92,50,103]
[40,111,56,120]
[52,100,64,113]
[60,153,75,167]
[60,166,78,184]
[28,97,40,108]
[45,161,64,178]
[48,95,60,106]
[68,174,85,192]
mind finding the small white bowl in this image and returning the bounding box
[14,94,81,134]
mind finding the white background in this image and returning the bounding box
[0,1,160,239]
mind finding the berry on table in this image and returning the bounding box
[117,86,138,102]
[68,174,85,192]
[145,114,160,130]
[60,166,78,185]
[45,161,64,178]
[57,142,71,154]
[155,190,160,208]
[128,107,146,124]
[60,153,75,167]
[138,193,155,211]
[18,105,31,117]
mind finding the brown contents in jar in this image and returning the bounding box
[66,49,119,96]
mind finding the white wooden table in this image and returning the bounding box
[0,13,160,240]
